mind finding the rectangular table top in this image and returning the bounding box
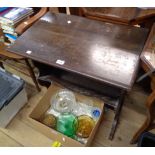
[7,12,148,90]
[141,23,155,70]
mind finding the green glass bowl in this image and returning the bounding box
[56,113,78,138]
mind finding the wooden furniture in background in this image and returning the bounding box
[131,23,155,144]
[7,12,148,140]
[15,7,48,35]
[0,43,41,91]
[77,7,155,28]
[140,23,155,91]
[0,7,48,91]
[131,90,155,144]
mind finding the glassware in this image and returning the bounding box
[40,114,57,129]
[51,89,76,113]
[73,102,101,121]
[74,135,88,144]
[91,107,101,120]
[56,113,78,138]
[73,101,93,116]
[47,107,61,117]
[76,115,95,138]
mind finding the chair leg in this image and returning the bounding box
[130,90,155,144]
[130,117,152,144]
[25,59,41,92]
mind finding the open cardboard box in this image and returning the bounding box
[28,82,104,147]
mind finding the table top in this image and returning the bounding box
[7,12,148,90]
[82,7,155,24]
[141,23,155,70]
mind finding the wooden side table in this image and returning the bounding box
[7,12,148,140]
[131,23,155,144]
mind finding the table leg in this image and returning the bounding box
[25,59,41,92]
[109,90,126,140]
[130,90,155,144]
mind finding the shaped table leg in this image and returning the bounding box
[109,90,126,140]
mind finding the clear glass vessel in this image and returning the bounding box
[51,89,76,113]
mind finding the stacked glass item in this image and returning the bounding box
[39,89,101,144]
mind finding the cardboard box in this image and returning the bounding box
[28,82,104,147]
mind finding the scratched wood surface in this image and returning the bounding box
[7,12,148,90]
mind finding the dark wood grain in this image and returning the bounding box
[7,12,148,90]
[80,7,155,25]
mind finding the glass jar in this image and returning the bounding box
[40,114,57,129]
[76,115,95,138]
[51,89,76,113]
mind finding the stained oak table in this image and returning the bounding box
[7,12,148,140]
[131,23,155,144]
